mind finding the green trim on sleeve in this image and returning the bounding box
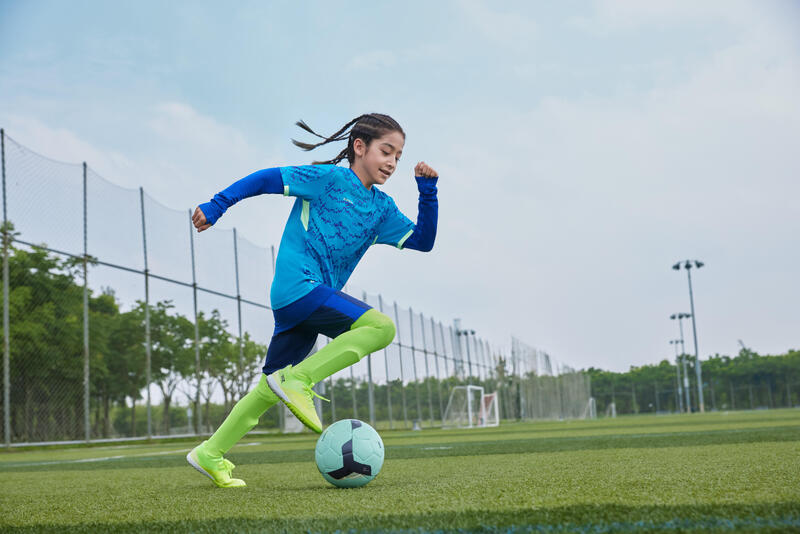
[397,229,414,249]
[301,199,310,231]
[372,235,379,245]
[283,185,290,196]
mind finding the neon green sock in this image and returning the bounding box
[292,308,396,384]
[204,374,278,458]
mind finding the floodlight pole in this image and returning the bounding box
[673,260,705,413]
[670,313,692,412]
[2,128,10,447]
[670,340,684,413]
[454,320,475,379]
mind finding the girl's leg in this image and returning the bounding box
[202,375,278,458]
[188,328,316,487]
[292,308,395,384]
[268,291,396,432]
[203,328,316,456]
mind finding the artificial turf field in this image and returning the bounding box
[1,410,799,533]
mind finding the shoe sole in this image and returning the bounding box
[186,448,217,485]
[186,448,245,488]
[267,374,323,434]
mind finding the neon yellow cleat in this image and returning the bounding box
[186,442,246,488]
[267,365,327,434]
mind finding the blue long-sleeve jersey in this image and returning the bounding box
[199,165,438,309]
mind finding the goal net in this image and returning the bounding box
[442,385,500,429]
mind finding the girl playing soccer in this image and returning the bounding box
[186,113,438,487]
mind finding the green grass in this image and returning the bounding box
[1,410,799,533]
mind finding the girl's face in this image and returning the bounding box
[352,130,405,189]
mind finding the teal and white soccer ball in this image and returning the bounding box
[315,419,384,488]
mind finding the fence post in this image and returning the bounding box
[465,330,474,379]
[328,375,336,423]
[473,335,481,381]
[420,313,435,427]
[393,301,409,429]
[363,291,375,427]
[452,323,467,380]
[139,187,152,438]
[408,308,422,425]
[232,229,244,400]
[438,322,450,378]
[82,162,90,441]
[188,209,201,434]
[472,335,480,381]
[431,318,444,425]
[484,340,493,389]
[349,365,358,419]
[514,339,523,420]
[270,245,284,431]
[476,335,485,381]
[2,128,10,447]
[483,339,491,383]
[484,340,491,387]
[378,295,393,429]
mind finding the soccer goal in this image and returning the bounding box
[582,397,597,420]
[442,385,500,429]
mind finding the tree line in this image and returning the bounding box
[2,227,797,443]
[0,233,500,441]
[1,233,267,442]
[586,348,800,415]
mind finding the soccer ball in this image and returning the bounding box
[315,419,384,488]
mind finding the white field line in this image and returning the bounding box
[6,448,192,468]
[5,442,265,468]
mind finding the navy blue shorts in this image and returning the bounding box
[262,287,371,375]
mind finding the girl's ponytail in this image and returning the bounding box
[292,113,404,165]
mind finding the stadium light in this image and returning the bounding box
[454,319,476,378]
[672,259,705,412]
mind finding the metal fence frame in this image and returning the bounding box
[0,129,594,447]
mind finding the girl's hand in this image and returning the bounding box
[192,206,212,232]
[415,161,438,179]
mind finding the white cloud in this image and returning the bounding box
[2,3,798,372]
[1,114,135,179]
[352,7,800,370]
[1,102,288,249]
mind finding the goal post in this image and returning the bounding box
[442,385,500,429]
[481,392,500,427]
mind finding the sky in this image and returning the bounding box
[1,0,798,372]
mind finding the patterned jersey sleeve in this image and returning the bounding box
[375,196,415,248]
[280,165,336,200]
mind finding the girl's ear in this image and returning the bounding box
[353,137,366,159]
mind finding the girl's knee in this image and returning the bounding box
[356,309,395,349]
[372,311,396,348]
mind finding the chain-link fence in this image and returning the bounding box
[0,129,593,446]
[499,337,593,421]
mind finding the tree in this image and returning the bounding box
[144,300,195,434]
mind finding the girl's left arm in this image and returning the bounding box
[402,162,438,252]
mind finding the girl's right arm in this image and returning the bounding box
[193,168,284,232]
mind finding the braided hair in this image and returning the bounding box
[292,113,405,165]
